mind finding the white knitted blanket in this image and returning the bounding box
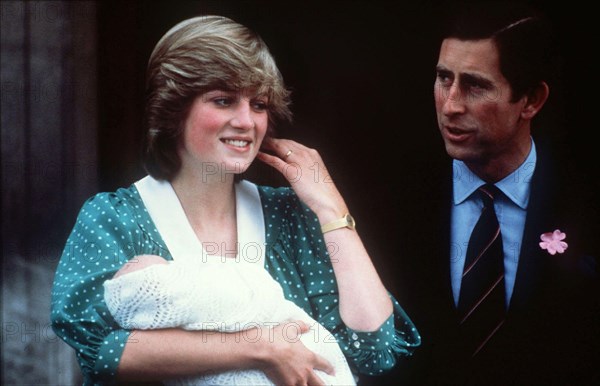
[103,259,356,385]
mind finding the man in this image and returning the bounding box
[370,3,599,385]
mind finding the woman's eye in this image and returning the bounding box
[213,97,232,107]
[251,100,268,111]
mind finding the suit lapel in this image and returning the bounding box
[440,162,455,310]
[509,145,557,312]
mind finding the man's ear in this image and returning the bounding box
[521,81,549,120]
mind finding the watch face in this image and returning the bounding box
[345,213,356,229]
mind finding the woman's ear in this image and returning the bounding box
[521,81,550,120]
[261,126,277,150]
[260,134,271,151]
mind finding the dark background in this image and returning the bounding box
[96,0,598,294]
[1,0,597,383]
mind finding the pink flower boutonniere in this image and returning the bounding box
[539,229,568,255]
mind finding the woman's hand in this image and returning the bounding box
[259,137,393,333]
[257,137,347,224]
[257,320,334,386]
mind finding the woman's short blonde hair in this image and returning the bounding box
[143,15,292,180]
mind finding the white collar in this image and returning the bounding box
[135,176,265,266]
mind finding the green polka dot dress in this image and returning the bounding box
[50,181,420,384]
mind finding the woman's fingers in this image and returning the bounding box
[257,137,347,222]
[255,151,290,175]
[260,137,314,164]
[258,320,336,386]
[295,320,310,335]
[261,136,297,154]
[313,353,336,376]
[257,137,324,182]
[307,371,327,386]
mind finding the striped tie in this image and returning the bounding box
[458,184,506,356]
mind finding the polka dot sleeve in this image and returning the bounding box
[259,186,421,376]
[341,297,421,375]
[50,187,170,384]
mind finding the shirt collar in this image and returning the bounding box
[453,138,536,209]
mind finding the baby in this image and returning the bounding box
[103,255,356,386]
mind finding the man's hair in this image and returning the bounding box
[143,15,292,180]
[443,2,558,101]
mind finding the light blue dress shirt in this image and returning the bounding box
[450,139,536,308]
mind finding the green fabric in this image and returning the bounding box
[51,182,420,385]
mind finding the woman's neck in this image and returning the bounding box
[170,168,237,236]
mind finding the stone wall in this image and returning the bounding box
[1,1,97,384]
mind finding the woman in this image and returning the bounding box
[50,15,420,385]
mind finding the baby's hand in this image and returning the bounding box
[113,254,168,279]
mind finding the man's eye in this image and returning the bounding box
[465,82,489,97]
[436,72,452,86]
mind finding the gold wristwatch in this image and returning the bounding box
[321,213,356,234]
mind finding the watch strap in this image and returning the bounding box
[321,213,355,234]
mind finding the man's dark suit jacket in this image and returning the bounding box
[362,139,599,385]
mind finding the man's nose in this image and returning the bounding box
[441,83,466,116]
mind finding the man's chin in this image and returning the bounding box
[444,142,464,158]
[443,144,478,163]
